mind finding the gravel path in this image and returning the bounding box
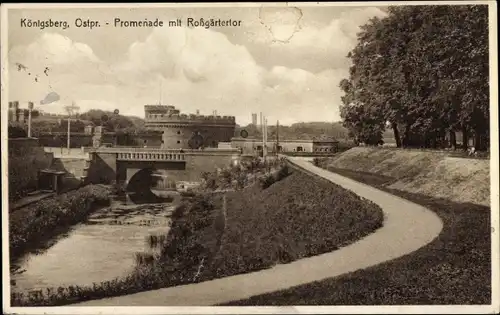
[72,157,443,306]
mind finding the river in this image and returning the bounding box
[11,195,175,293]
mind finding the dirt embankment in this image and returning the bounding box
[324,147,490,206]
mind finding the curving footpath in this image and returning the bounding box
[73,157,443,306]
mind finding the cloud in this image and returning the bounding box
[246,7,387,71]
[9,15,364,124]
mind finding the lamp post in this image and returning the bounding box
[64,102,80,154]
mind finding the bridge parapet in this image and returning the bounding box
[91,147,241,162]
[117,151,186,162]
[92,147,240,154]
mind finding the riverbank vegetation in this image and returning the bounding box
[200,156,288,191]
[225,167,491,305]
[9,185,111,262]
[11,164,384,306]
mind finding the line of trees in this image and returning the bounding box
[10,109,148,135]
[339,5,489,151]
[235,122,350,140]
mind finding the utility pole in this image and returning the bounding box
[65,102,80,154]
[276,120,280,155]
[27,101,34,138]
[264,118,268,159]
[260,112,266,158]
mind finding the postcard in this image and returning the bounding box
[1,2,498,314]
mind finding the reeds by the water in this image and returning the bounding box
[135,252,155,266]
[146,234,167,249]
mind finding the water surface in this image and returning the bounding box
[12,199,174,292]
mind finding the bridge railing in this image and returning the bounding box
[90,147,241,155]
[117,151,186,161]
[90,146,241,162]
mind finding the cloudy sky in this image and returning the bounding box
[7,5,386,125]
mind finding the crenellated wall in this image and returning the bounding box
[160,124,235,149]
[143,105,236,149]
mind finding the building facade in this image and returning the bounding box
[8,101,26,123]
[143,105,236,149]
[230,137,339,155]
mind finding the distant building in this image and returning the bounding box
[231,137,339,155]
[143,104,236,149]
[8,101,25,123]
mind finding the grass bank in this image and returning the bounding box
[200,169,384,279]
[11,163,384,306]
[224,166,491,305]
[9,184,111,262]
[319,147,490,206]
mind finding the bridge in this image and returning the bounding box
[85,147,241,193]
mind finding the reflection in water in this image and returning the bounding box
[127,190,174,204]
[11,195,174,293]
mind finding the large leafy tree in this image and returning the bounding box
[339,5,489,150]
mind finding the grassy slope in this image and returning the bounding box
[324,147,489,206]
[224,167,491,305]
[196,170,385,281]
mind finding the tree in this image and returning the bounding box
[338,5,489,150]
[79,109,142,132]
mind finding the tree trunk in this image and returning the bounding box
[450,130,457,150]
[462,126,468,151]
[473,128,488,151]
[474,130,480,151]
[403,125,410,148]
[392,122,401,148]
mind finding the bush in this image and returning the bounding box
[275,165,290,181]
[8,126,27,138]
[260,174,276,189]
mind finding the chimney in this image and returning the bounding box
[196,109,200,115]
[252,113,257,126]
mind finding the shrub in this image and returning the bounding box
[313,158,321,166]
[260,174,276,189]
[275,165,291,181]
[8,126,27,138]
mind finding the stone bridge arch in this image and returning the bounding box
[125,167,156,193]
[125,167,175,204]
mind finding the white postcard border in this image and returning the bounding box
[1,2,498,314]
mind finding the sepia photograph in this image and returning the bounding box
[1,1,498,314]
